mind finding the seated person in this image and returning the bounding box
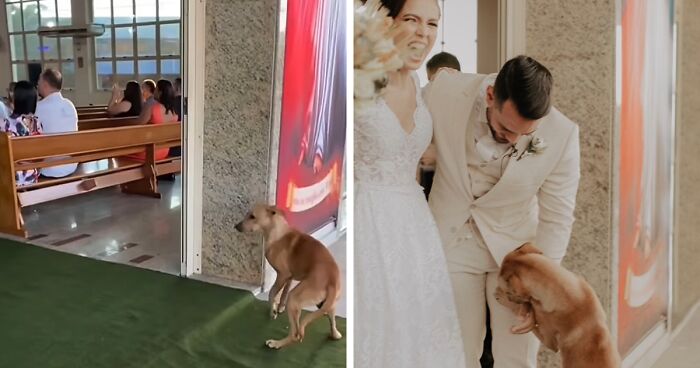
[169,77,182,157]
[142,79,157,112]
[129,79,179,161]
[0,98,9,122]
[1,81,43,186]
[174,77,182,121]
[0,82,15,122]
[35,68,78,178]
[107,80,142,117]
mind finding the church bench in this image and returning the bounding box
[77,111,110,120]
[76,104,107,108]
[78,116,141,130]
[0,124,181,238]
[75,107,107,115]
[75,105,107,111]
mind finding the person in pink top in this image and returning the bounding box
[130,79,179,161]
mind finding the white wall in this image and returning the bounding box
[417,0,478,86]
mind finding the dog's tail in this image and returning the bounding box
[317,283,339,311]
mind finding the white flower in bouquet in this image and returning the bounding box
[354,0,403,109]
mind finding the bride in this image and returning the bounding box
[355,0,466,366]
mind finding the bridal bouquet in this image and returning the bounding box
[354,0,403,109]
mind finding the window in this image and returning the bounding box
[92,0,181,89]
[5,0,75,87]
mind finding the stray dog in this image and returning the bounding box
[494,243,620,368]
[235,204,342,349]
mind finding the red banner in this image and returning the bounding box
[617,0,674,357]
[276,0,346,233]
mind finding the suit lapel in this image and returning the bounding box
[472,136,528,205]
[500,134,533,181]
[461,88,482,202]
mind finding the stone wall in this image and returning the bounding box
[672,0,700,327]
[526,0,616,365]
[201,0,278,286]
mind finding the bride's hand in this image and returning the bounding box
[420,143,437,167]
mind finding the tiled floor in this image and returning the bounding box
[653,306,700,368]
[21,175,182,275]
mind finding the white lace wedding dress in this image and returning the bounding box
[355,73,466,367]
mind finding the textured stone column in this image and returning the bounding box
[673,0,700,327]
[526,0,616,366]
[201,0,278,286]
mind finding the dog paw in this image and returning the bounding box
[330,331,343,340]
[265,339,283,349]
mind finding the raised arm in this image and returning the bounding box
[534,125,581,260]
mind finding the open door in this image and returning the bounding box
[181,0,205,277]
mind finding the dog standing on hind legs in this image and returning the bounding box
[235,204,343,349]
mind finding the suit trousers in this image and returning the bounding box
[445,220,540,368]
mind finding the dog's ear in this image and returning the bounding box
[509,273,530,301]
[499,259,516,282]
[517,242,543,255]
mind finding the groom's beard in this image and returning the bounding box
[486,108,510,144]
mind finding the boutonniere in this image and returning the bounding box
[516,136,547,161]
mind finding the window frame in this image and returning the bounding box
[92,0,181,90]
[6,0,75,88]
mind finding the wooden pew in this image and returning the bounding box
[76,108,107,115]
[0,123,181,237]
[78,111,110,120]
[78,116,142,130]
[76,105,107,111]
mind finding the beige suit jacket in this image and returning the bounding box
[424,71,581,265]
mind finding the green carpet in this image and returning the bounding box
[0,238,345,368]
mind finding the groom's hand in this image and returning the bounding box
[436,67,460,77]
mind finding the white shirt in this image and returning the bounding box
[0,101,10,122]
[35,91,79,177]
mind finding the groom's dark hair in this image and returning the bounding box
[493,55,553,120]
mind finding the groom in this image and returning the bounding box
[424,55,581,367]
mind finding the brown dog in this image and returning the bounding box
[235,204,342,349]
[494,243,620,368]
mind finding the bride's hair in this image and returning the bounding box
[363,0,406,18]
